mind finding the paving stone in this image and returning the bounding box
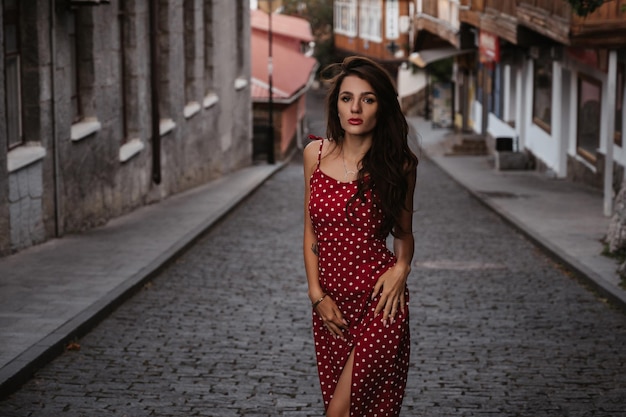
[1,149,626,416]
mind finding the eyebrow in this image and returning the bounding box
[339,91,377,96]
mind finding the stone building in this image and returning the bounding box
[0,0,252,256]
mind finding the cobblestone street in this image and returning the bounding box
[1,151,626,416]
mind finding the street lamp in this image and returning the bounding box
[266,0,275,164]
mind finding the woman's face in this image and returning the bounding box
[337,75,378,139]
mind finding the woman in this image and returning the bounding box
[303,56,418,417]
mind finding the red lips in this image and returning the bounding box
[348,118,363,125]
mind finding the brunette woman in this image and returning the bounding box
[303,56,418,417]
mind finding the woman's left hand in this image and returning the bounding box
[372,263,410,325]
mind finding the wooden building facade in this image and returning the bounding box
[415,0,626,215]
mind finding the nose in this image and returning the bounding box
[350,99,361,114]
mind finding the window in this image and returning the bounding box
[68,11,81,122]
[4,0,23,149]
[532,59,552,133]
[118,0,128,141]
[616,63,624,147]
[334,0,357,37]
[577,74,602,162]
[236,0,244,70]
[203,1,214,99]
[183,0,200,114]
[359,0,382,42]
[385,0,400,40]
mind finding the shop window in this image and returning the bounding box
[532,59,552,133]
[577,74,602,162]
[491,63,503,119]
[4,0,23,149]
[616,63,624,147]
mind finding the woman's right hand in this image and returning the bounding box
[314,295,348,340]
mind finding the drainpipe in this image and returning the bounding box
[267,0,275,164]
[149,0,161,184]
[50,0,61,237]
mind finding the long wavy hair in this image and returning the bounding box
[321,56,419,238]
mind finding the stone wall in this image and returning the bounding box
[0,0,251,256]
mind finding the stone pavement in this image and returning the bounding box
[1,113,626,403]
[408,116,626,312]
[2,140,625,417]
[0,162,285,397]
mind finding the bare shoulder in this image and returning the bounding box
[303,139,322,161]
[303,139,323,178]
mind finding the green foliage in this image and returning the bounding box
[280,0,335,77]
[281,0,333,34]
[565,0,607,17]
[429,58,453,82]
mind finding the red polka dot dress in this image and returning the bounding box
[308,140,410,417]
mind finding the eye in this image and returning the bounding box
[362,96,376,104]
[340,96,352,102]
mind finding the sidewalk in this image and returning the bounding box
[0,161,285,397]
[2,117,626,398]
[408,116,626,313]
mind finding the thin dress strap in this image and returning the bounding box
[317,139,324,167]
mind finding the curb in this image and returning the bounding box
[0,161,287,398]
[423,152,626,315]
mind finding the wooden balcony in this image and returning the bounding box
[459,0,484,27]
[416,0,462,48]
[417,0,626,51]
[416,0,475,49]
[480,0,518,44]
[517,0,626,48]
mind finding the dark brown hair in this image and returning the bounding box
[321,55,418,238]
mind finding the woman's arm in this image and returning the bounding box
[303,140,348,339]
[303,141,324,302]
[372,166,417,324]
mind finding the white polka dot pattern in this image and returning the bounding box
[308,140,410,417]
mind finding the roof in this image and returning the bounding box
[250,9,314,43]
[251,31,318,103]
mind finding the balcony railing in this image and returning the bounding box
[518,0,626,47]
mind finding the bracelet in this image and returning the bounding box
[312,294,327,309]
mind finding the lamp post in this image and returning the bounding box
[266,0,275,164]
